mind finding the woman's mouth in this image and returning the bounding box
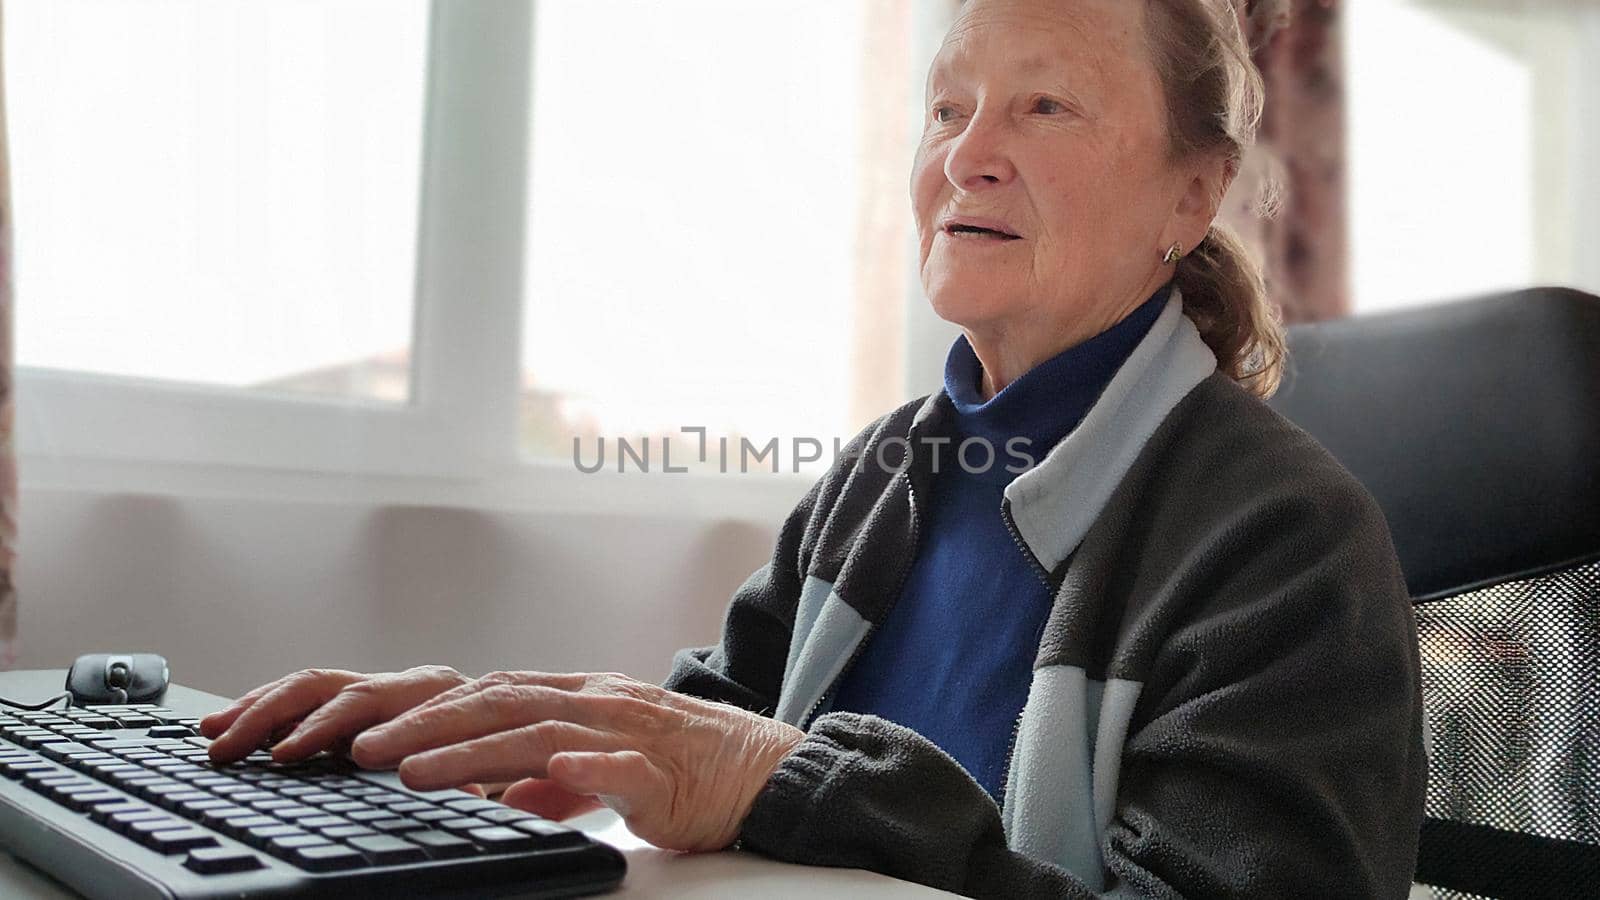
[944,224,1022,242]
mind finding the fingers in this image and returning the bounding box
[271,666,466,762]
[395,721,624,792]
[408,671,591,715]
[352,683,601,769]
[545,751,676,842]
[206,670,365,764]
[198,677,297,738]
[500,777,606,821]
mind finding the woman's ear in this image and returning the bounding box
[1169,154,1235,248]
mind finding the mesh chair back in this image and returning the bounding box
[1268,288,1600,900]
[1413,559,1600,899]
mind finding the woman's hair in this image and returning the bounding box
[1144,0,1287,398]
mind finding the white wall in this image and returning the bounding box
[13,487,778,699]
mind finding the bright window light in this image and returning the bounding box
[520,0,872,463]
[9,0,428,402]
[1348,0,1534,314]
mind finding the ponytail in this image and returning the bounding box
[1146,0,1290,400]
[1175,222,1287,399]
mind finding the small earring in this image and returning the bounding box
[1163,242,1184,265]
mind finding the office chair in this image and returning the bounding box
[1267,287,1600,900]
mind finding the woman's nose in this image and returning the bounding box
[943,112,1017,191]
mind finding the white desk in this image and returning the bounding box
[0,670,950,898]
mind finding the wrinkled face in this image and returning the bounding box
[912,0,1193,336]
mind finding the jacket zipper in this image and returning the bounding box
[1001,497,1054,590]
[997,497,1055,816]
[800,469,924,730]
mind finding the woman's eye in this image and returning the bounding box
[1033,97,1066,115]
[931,105,957,124]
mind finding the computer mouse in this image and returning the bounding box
[65,653,170,706]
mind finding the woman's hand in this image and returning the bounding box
[348,671,805,852]
[198,665,471,764]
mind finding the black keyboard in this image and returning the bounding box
[0,704,625,898]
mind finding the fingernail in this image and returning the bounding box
[350,732,385,762]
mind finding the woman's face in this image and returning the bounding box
[912,0,1212,340]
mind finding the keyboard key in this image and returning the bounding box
[289,843,367,872]
[323,801,375,814]
[143,783,197,804]
[94,740,168,753]
[12,731,61,749]
[346,834,427,865]
[466,827,537,852]
[1,760,56,778]
[372,794,429,809]
[56,788,123,812]
[84,760,142,776]
[510,818,590,848]
[197,805,255,827]
[413,809,459,823]
[346,809,394,823]
[247,798,296,812]
[438,817,492,836]
[370,817,427,834]
[154,790,212,811]
[146,725,196,739]
[296,791,346,806]
[143,827,219,854]
[267,834,332,855]
[219,815,281,837]
[37,742,95,762]
[476,806,534,824]
[297,815,349,829]
[108,810,172,834]
[168,769,215,782]
[386,800,437,815]
[407,830,478,859]
[22,768,75,787]
[89,800,153,823]
[320,824,376,840]
[443,797,505,814]
[126,817,192,839]
[244,824,306,842]
[184,847,265,875]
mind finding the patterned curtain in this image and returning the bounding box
[1224,0,1349,324]
[0,2,17,668]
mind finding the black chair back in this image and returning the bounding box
[1269,287,1600,900]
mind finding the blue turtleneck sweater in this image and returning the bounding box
[829,284,1171,801]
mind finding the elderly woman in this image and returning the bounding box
[200,0,1425,895]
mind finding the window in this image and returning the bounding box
[11,0,428,403]
[9,1,938,501]
[520,0,910,471]
[1347,0,1600,314]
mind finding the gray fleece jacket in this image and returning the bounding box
[662,294,1427,898]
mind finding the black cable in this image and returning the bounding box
[0,691,74,712]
